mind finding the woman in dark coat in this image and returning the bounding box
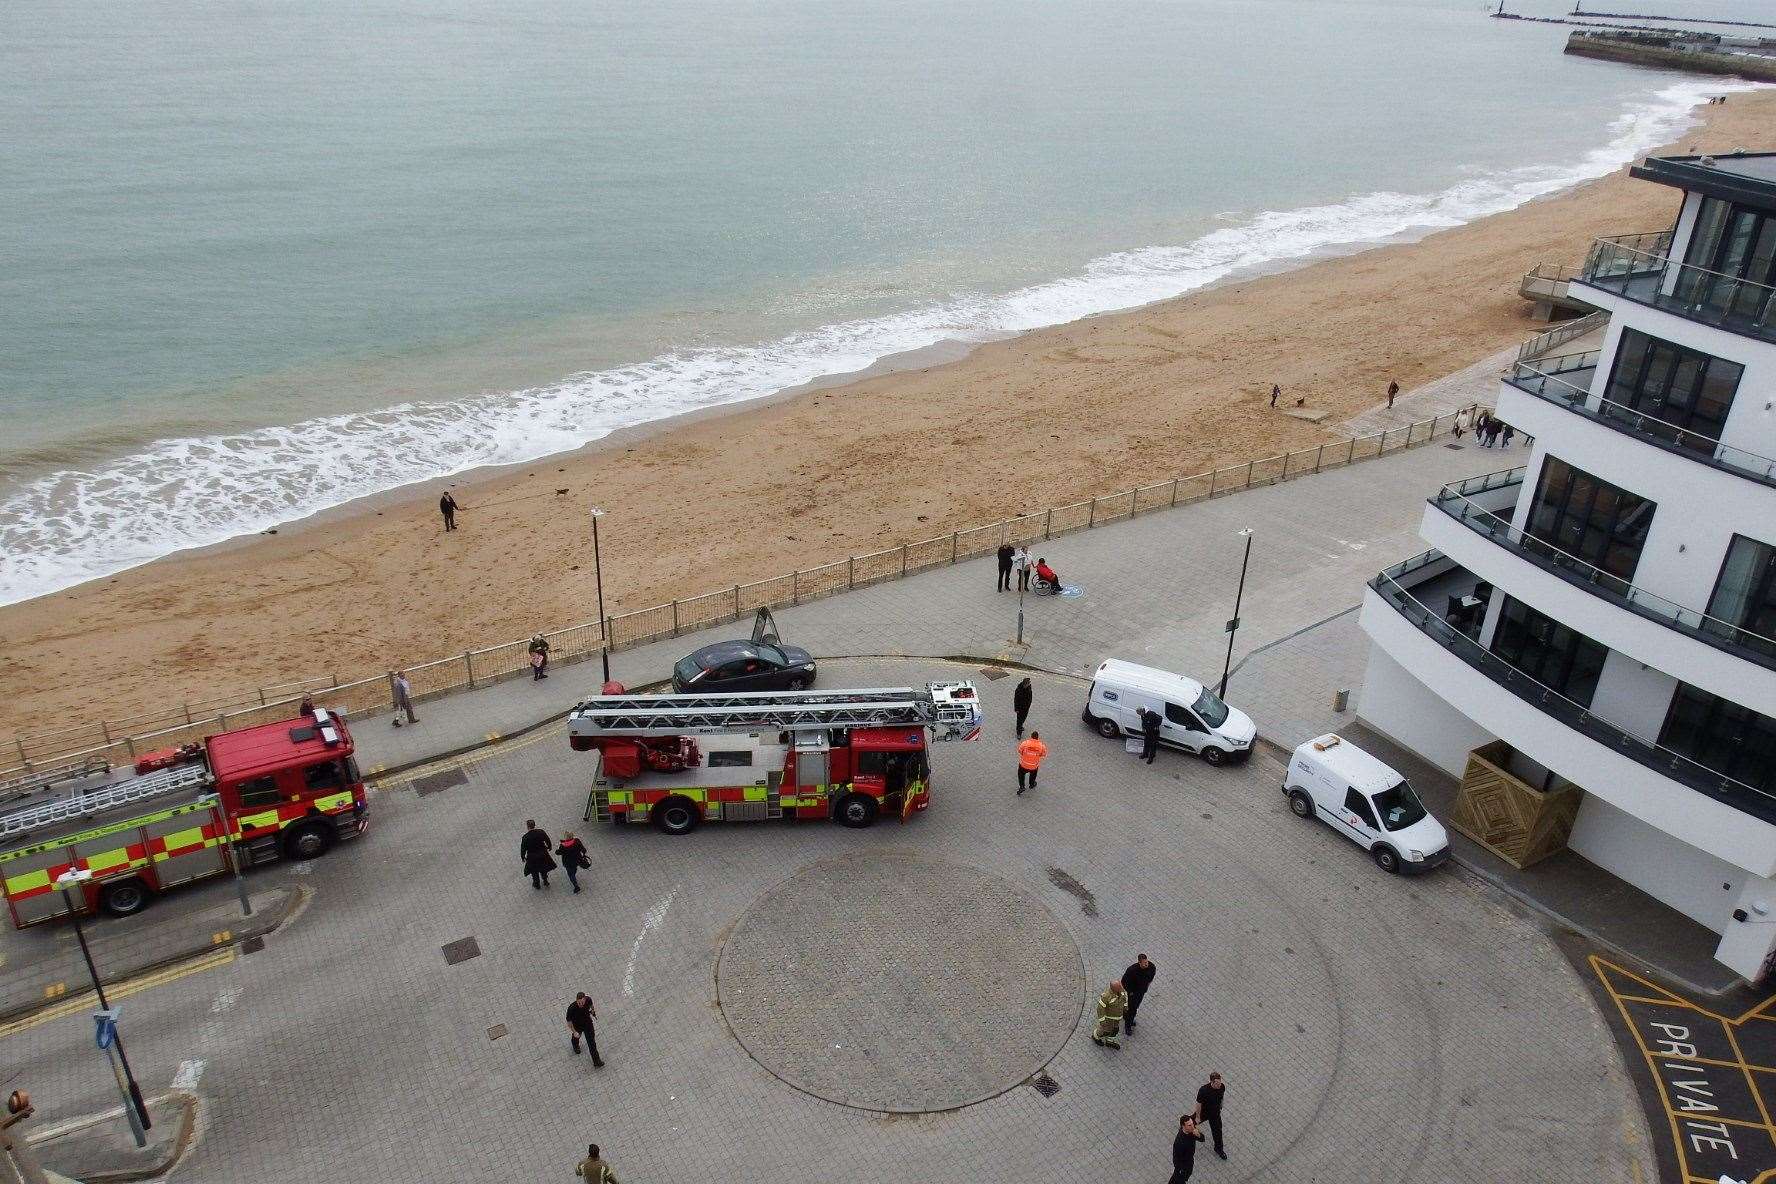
[556,832,591,895]
[521,819,556,889]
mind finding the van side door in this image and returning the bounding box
[1163,701,1205,752]
[1336,787,1382,846]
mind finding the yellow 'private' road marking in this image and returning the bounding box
[0,948,235,1040]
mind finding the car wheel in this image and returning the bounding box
[1373,845,1402,874]
[836,792,878,829]
[1095,717,1121,740]
[787,675,810,691]
[1201,746,1226,767]
[1288,790,1314,819]
[653,796,700,835]
[100,879,151,917]
[281,819,336,861]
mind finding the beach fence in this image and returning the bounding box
[2,405,1480,783]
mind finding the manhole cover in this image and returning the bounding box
[717,854,1083,1112]
[979,667,1009,681]
[442,936,481,965]
[413,768,468,796]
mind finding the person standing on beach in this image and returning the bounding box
[1122,953,1157,1030]
[1270,384,1280,408]
[1013,677,1033,738]
[1387,380,1399,409]
[392,670,417,726]
[1169,1114,1207,1183]
[521,819,556,889]
[1193,1072,1228,1161]
[439,491,459,531]
[996,543,1014,592]
[1016,731,1047,795]
[566,993,605,1067]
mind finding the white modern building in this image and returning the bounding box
[1359,151,1776,981]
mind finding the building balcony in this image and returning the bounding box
[1428,468,1776,680]
[1365,552,1776,852]
[1503,356,1776,491]
[1574,231,1776,346]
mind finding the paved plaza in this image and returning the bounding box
[3,435,1675,1182]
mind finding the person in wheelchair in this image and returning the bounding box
[1033,557,1062,593]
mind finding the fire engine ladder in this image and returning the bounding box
[567,681,982,742]
[0,762,212,845]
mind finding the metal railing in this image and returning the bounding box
[1504,359,1776,488]
[1431,468,1776,666]
[2,405,1480,782]
[1370,554,1776,824]
[1578,231,1776,345]
[1515,310,1608,364]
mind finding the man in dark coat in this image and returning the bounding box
[1013,678,1033,738]
[1169,1114,1206,1183]
[1139,707,1162,764]
[566,992,604,1067]
[1194,1072,1227,1160]
[996,543,1014,591]
[521,819,556,889]
[439,491,459,531]
[1123,953,1157,1030]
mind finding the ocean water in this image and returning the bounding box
[0,0,1769,605]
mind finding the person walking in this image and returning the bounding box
[1016,731,1047,795]
[1013,677,1033,738]
[529,634,550,680]
[566,993,605,1067]
[1501,423,1515,449]
[1386,379,1399,409]
[391,670,417,727]
[1122,953,1157,1030]
[1169,1114,1207,1183]
[1269,384,1280,409]
[574,1144,618,1181]
[996,543,1014,592]
[556,831,590,894]
[1194,1072,1228,1161]
[439,491,459,532]
[1452,406,1470,438]
[1092,980,1128,1048]
[521,819,556,889]
[1139,707,1162,765]
[1013,544,1032,592]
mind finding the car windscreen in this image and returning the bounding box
[1373,780,1428,831]
[674,655,705,684]
[1190,686,1231,729]
[758,643,788,666]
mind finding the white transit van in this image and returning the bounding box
[1283,734,1449,874]
[1081,659,1256,766]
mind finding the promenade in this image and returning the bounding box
[1,419,1676,1184]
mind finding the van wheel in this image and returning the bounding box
[653,796,700,835]
[836,792,878,829]
[100,879,151,917]
[1094,717,1121,740]
[1373,846,1402,874]
[1201,746,1226,767]
[1288,790,1314,819]
[282,819,335,861]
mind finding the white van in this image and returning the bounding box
[1283,734,1449,874]
[1081,659,1257,766]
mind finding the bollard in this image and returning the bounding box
[1315,443,1325,473]
[1333,689,1350,713]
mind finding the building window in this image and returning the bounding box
[1487,595,1609,707]
[1525,457,1655,582]
[1681,196,1776,326]
[1658,683,1776,796]
[1603,327,1742,447]
[1705,535,1776,658]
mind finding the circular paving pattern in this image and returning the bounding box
[716,853,1085,1112]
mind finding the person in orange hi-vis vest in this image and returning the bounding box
[1017,731,1048,796]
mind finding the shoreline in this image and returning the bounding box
[4,88,1775,735]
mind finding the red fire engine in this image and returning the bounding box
[0,707,369,926]
[568,682,982,833]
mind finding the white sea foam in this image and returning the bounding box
[0,79,1758,606]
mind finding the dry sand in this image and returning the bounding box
[5,90,1774,738]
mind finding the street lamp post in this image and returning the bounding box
[591,508,610,684]
[1218,529,1255,701]
[54,871,150,1147]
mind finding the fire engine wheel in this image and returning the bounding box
[1093,716,1121,740]
[652,797,701,836]
[282,819,336,861]
[101,879,151,917]
[836,792,878,829]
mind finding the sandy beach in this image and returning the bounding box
[5,90,1774,739]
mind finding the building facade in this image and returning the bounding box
[1358,151,1776,981]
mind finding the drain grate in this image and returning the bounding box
[980,667,1010,681]
[442,936,481,965]
[241,936,265,956]
[1030,1072,1060,1098]
[487,1024,508,1041]
[413,768,468,796]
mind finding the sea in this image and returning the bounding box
[1,0,1770,606]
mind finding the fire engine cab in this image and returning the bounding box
[568,682,982,834]
[0,707,369,926]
